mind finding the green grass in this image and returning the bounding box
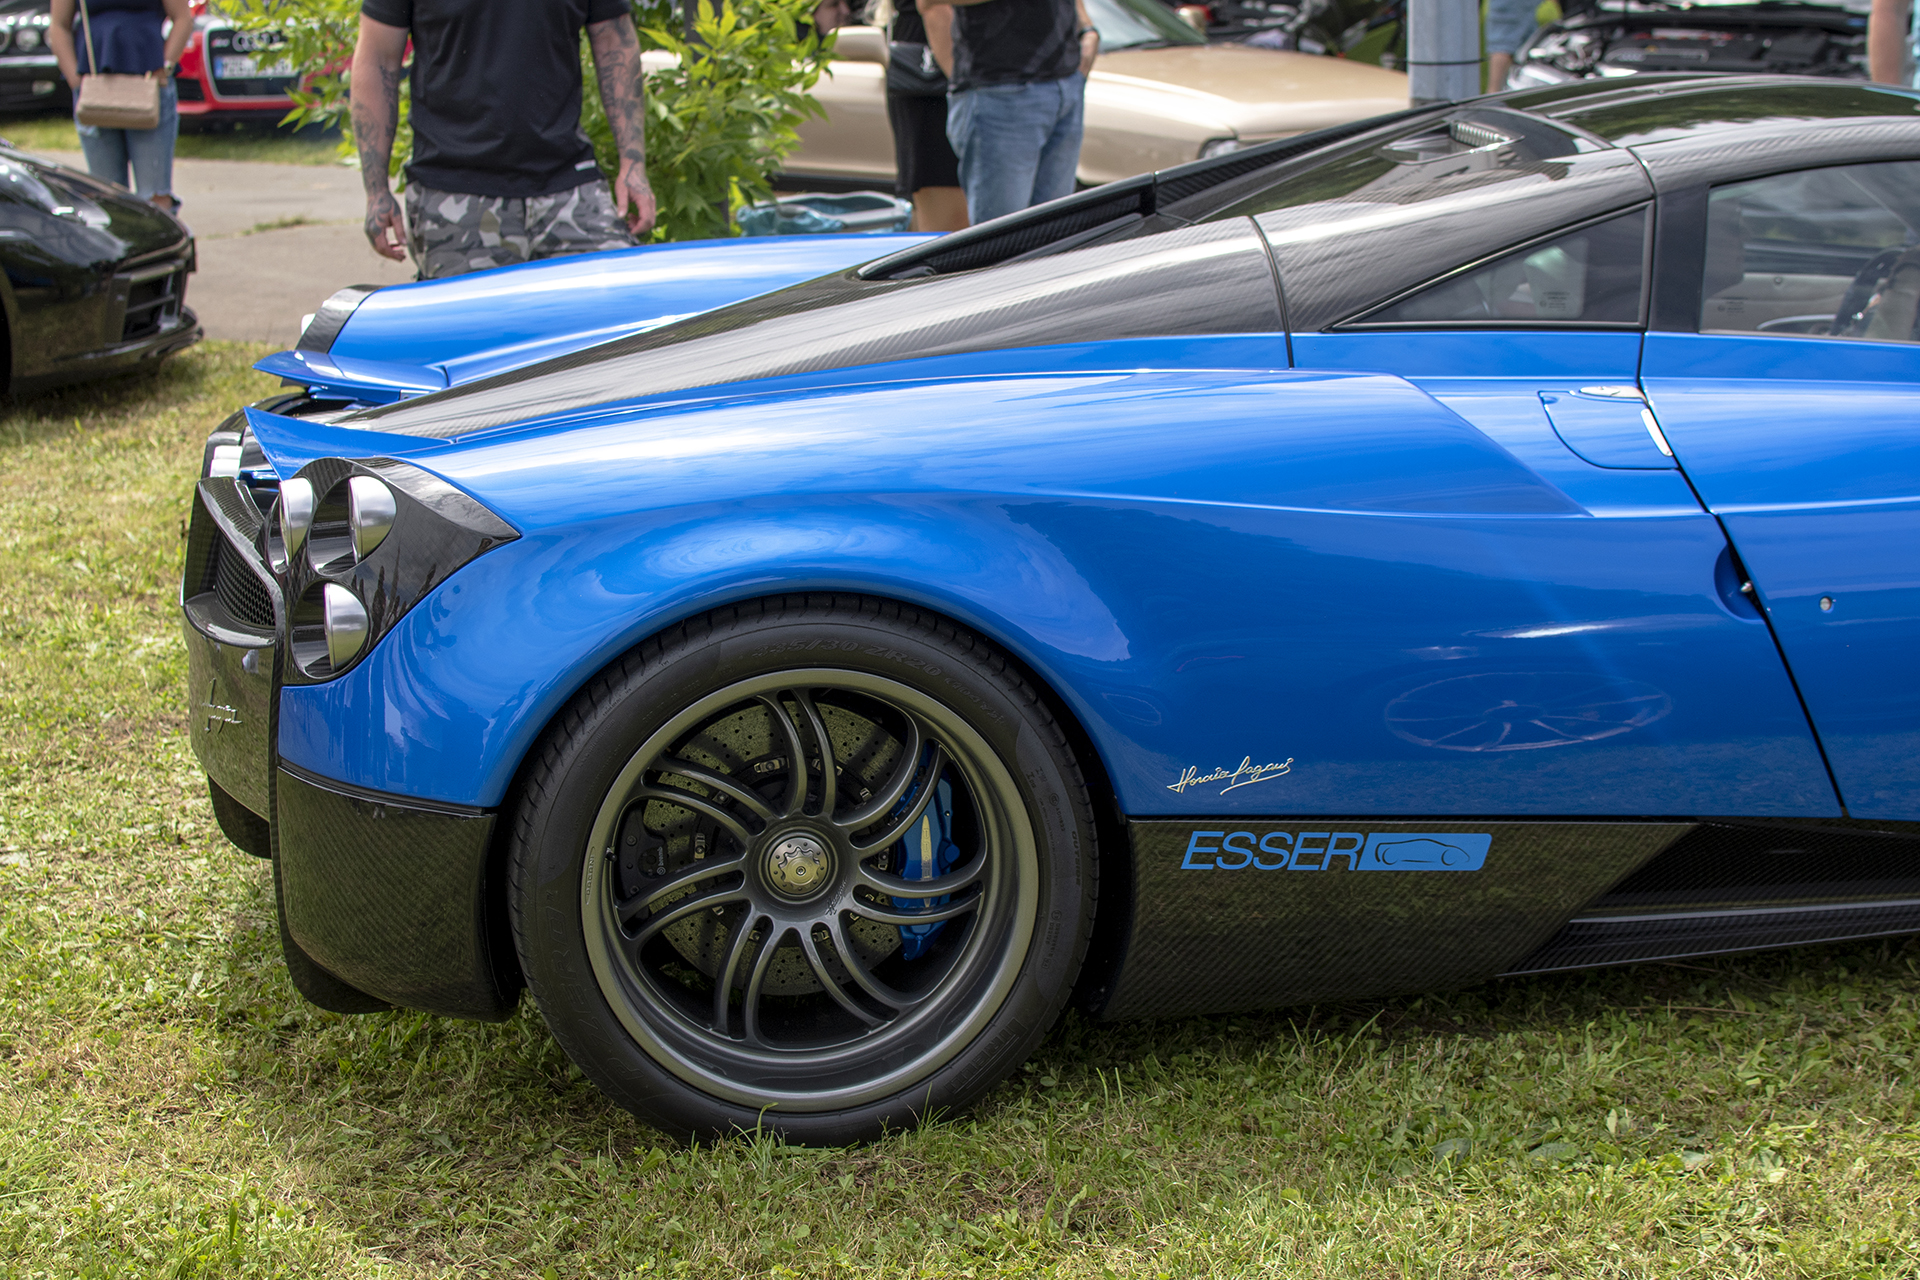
[0,109,344,165]
[4,346,1920,1276]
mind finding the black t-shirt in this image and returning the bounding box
[951,0,1078,92]
[360,0,629,198]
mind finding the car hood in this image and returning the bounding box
[269,231,936,398]
[0,143,192,266]
[1092,45,1408,134]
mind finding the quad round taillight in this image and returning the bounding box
[322,583,369,668]
[347,476,396,560]
[270,477,314,571]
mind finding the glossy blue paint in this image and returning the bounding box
[1644,331,1920,819]
[256,335,1838,819]
[254,350,447,403]
[317,233,931,387]
[1541,391,1676,469]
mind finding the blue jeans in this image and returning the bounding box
[1484,0,1537,56]
[76,78,178,205]
[946,73,1085,225]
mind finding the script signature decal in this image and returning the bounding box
[1167,756,1295,795]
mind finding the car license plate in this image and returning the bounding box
[214,55,293,79]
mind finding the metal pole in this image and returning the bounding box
[1406,0,1481,106]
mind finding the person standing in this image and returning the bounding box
[873,0,968,233]
[922,0,1098,225]
[1484,0,1538,93]
[352,0,656,280]
[47,0,192,212]
[1870,0,1918,85]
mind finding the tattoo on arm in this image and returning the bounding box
[589,18,647,168]
[351,52,402,198]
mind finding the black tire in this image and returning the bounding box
[508,595,1098,1145]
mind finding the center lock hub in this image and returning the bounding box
[764,831,837,901]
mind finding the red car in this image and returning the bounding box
[175,1,295,123]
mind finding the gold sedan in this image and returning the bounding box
[788,0,1411,189]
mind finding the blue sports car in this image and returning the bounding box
[183,74,1920,1143]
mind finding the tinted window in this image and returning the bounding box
[1207,113,1590,225]
[1192,109,1652,331]
[1356,208,1647,326]
[1701,162,1920,342]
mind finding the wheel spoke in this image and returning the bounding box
[739,924,790,1049]
[852,847,989,899]
[653,758,777,825]
[849,745,947,852]
[792,690,836,821]
[826,916,923,1010]
[800,931,884,1027]
[710,911,763,1037]
[633,785,754,849]
[833,714,926,832]
[626,881,752,947]
[615,851,749,925]
[759,693,810,820]
[844,887,983,927]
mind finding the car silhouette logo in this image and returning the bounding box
[1370,837,1469,867]
[1357,832,1492,871]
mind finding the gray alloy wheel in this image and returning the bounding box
[509,597,1097,1144]
[582,670,1037,1111]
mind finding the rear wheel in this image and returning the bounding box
[508,597,1097,1144]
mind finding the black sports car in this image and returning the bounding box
[0,141,199,394]
[1509,0,1869,89]
[0,0,63,114]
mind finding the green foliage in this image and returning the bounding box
[223,0,825,240]
[221,0,405,178]
[585,0,829,242]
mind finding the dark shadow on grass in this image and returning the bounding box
[208,923,1920,1170]
[0,345,252,448]
[1024,934,1920,1098]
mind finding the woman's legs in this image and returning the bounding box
[888,90,967,232]
[911,186,968,232]
[75,120,131,190]
[125,81,179,209]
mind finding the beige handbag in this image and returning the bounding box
[74,0,161,131]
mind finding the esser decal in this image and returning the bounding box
[1180,830,1492,872]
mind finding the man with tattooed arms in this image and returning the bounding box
[352,0,655,279]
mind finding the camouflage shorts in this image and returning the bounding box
[405,181,635,280]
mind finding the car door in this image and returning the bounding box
[1281,205,1838,820]
[1641,161,1920,820]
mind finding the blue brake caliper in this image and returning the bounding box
[892,776,958,960]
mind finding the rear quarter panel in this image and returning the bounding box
[262,339,1833,820]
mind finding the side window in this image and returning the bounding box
[1702,162,1920,341]
[1351,208,1647,327]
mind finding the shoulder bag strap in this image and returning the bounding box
[77,0,98,76]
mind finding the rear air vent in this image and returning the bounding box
[207,538,276,630]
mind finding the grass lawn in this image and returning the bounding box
[3,344,1919,1277]
[0,109,343,165]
